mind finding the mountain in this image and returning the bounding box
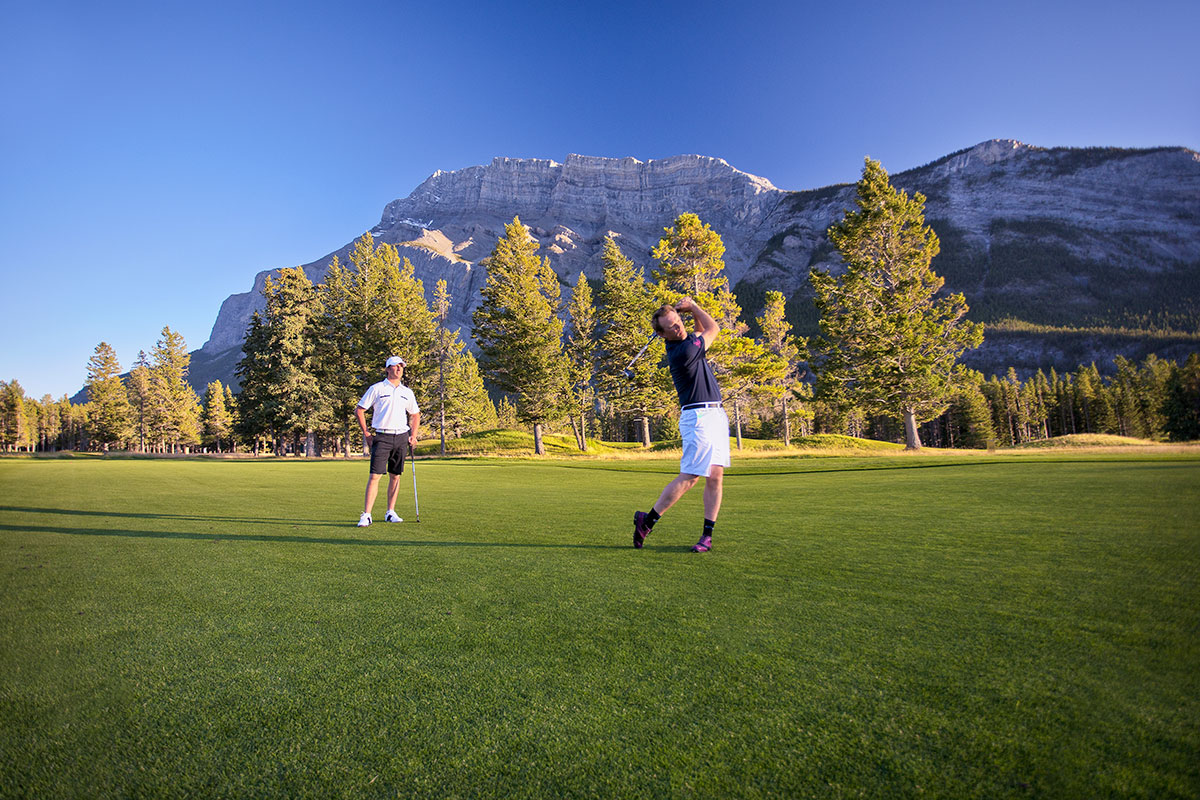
[193,140,1200,392]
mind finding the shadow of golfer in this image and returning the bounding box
[0,522,627,550]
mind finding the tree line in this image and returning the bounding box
[3,158,1198,454]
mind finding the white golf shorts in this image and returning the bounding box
[678,406,731,476]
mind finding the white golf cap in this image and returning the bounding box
[385,356,406,367]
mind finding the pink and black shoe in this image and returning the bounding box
[691,535,712,553]
[633,511,652,549]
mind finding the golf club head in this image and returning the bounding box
[622,368,635,379]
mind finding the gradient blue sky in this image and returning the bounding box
[2,0,1197,399]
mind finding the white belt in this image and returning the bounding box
[374,429,408,434]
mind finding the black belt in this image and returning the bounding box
[681,402,723,410]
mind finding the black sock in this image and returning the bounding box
[703,519,715,539]
[646,508,661,528]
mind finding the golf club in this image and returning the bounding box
[621,333,657,379]
[410,446,420,523]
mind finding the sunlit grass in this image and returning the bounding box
[2,454,1198,798]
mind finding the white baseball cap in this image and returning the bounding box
[385,356,406,367]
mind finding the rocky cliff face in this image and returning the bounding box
[198,141,1200,384]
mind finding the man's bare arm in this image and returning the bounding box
[676,296,720,350]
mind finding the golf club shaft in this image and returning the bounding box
[623,334,656,372]
[411,445,420,522]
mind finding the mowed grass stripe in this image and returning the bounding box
[1,456,1197,799]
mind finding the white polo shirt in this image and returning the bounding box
[358,380,419,432]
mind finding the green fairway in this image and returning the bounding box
[2,454,1198,798]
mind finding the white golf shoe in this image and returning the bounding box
[385,510,403,523]
[357,512,372,527]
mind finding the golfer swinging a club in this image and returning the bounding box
[633,297,729,552]
[356,356,420,526]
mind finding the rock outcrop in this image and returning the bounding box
[197,141,1200,385]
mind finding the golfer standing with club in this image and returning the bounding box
[633,297,729,552]
[356,356,420,526]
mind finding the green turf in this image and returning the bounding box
[2,454,1198,798]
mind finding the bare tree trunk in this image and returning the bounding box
[568,416,586,451]
[782,396,791,446]
[903,408,922,450]
[533,422,544,455]
[305,430,316,458]
[580,413,588,452]
[734,401,743,450]
[639,414,650,448]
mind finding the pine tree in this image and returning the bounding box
[222,383,240,452]
[432,279,455,455]
[756,290,806,445]
[235,311,277,454]
[945,369,996,448]
[201,380,234,452]
[472,217,572,455]
[0,380,26,452]
[85,342,133,451]
[565,272,598,451]
[596,235,672,446]
[651,212,727,296]
[1163,353,1200,441]
[148,327,201,452]
[443,351,498,438]
[1137,354,1173,440]
[266,267,326,455]
[651,215,779,447]
[126,350,151,452]
[809,158,984,449]
[37,394,60,451]
[430,280,494,448]
[315,234,437,455]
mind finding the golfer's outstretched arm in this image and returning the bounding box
[678,297,720,350]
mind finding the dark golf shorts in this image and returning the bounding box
[369,432,408,475]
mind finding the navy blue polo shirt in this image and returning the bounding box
[664,333,722,407]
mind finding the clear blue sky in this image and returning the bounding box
[2,0,1197,399]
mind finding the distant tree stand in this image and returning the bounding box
[810,158,984,449]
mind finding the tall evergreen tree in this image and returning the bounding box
[809,157,984,449]
[37,394,60,451]
[315,234,436,455]
[651,212,727,296]
[472,217,572,455]
[443,351,498,438]
[652,215,779,446]
[148,327,201,452]
[756,290,806,446]
[1137,354,1173,441]
[201,380,234,452]
[0,380,27,452]
[126,350,151,452]
[596,235,672,446]
[1163,353,1200,441]
[432,279,455,455]
[85,342,133,451]
[565,272,598,451]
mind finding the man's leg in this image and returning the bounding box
[364,473,384,514]
[634,473,701,548]
[654,473,701,514]
[702,465,724,520]
[691,465,723,552]
[386,473,402,512]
